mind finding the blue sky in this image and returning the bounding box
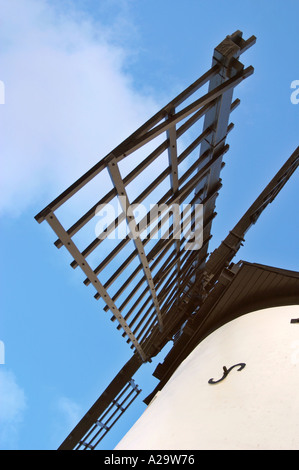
[0,0,298,450]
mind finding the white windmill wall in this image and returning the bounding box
[115,305,299,450]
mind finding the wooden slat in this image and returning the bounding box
[44,212,147,361]
[107,156,163,331]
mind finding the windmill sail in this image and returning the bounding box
[35,31,298,450]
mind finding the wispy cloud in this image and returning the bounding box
[0,0,158,218]
[0,369,27,450]
[50,396,82,449]
[56,396,82,431]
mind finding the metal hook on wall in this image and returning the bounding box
[208,363,246,385]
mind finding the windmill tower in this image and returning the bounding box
[35,31,299,451]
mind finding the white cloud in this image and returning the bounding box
[56,396,82,431]
[0,369,27,450]
[50,395,82,448]
[0,0,158,217]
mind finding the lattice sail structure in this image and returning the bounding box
[35,31,255,361]
[34,31,299,450]
[75,379,141,451]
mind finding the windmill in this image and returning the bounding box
[35,31,299,450]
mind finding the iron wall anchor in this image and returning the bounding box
[208,363,246,384]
